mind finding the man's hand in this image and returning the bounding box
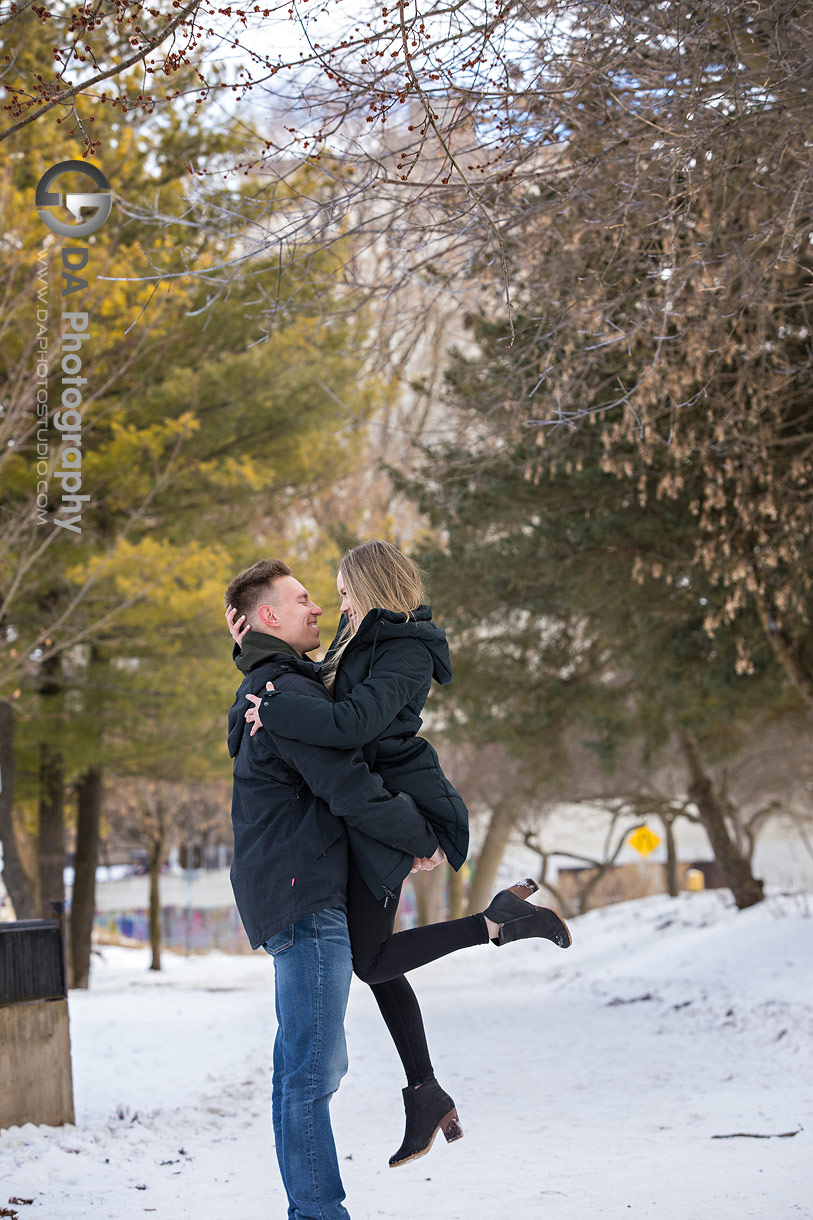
[410,845,446,873]
[226,604,251,646]
[244,692,264,736]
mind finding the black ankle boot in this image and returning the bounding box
[483,887,572,948]
[389,1076,463,1168]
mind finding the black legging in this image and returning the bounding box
[345,853,490,1086]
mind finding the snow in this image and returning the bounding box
[1,889,812,1219]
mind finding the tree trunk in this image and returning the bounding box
[661,815,679,898]
[38,740,66,919]
[755,599,813,709]
[0,699,37,919]
[678,729,764,910]
[413,865,445,927]
[466,801,516,915]
[536,877,573,920]
[37,654,66,920]
[149,848,163,971]
[446,862,466,920]
[522,844,574,918]
[580,866,609,915]
[69,766,103,989]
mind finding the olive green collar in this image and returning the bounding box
[234,631,304,675]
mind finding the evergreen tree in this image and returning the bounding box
[407,316,805,908]
[0,39,382,965]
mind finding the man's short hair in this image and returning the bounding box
[225,558,292,621]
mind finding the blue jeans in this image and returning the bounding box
[264,907,354,1220]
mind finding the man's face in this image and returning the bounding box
[257,575,322,655]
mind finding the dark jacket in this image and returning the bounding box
[228,634,438,949]
[253,605,470,877]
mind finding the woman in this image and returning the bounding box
[226,540,571,1168]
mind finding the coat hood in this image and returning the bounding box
[338,604,453,685]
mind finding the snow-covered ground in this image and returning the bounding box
[2,889,812,1220]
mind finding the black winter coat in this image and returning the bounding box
[254,605,470,892]
[228,638,438,948]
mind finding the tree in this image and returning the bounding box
[1,45,384,969]
[522,804,646,918]
[404,313,808,906]
[70,760,102,987]
[437,742,540,915]
[5,4,809,355]
[103,779,230,970]
[461,4,813,700]
[0,698,37,918]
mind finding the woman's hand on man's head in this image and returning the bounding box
[226,604,251,647]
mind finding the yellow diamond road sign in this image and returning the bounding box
[629,826,661,857]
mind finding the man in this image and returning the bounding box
[225,558,439,1220]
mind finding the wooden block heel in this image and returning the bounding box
[507,877,540,901]
[441,1108,464,1143]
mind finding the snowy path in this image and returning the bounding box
[1,890,811,1220]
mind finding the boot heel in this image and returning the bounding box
[440,1108,463,1143]
[508,877,539,901]
[389,1079,462,1167]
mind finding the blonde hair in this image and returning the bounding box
[321,540,427,690]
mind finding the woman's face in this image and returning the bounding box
[337,570,359,624]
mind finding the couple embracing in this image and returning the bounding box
[224,540,572,1220]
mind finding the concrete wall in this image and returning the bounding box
[0,998,75,1129]
[90,867,235,912]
